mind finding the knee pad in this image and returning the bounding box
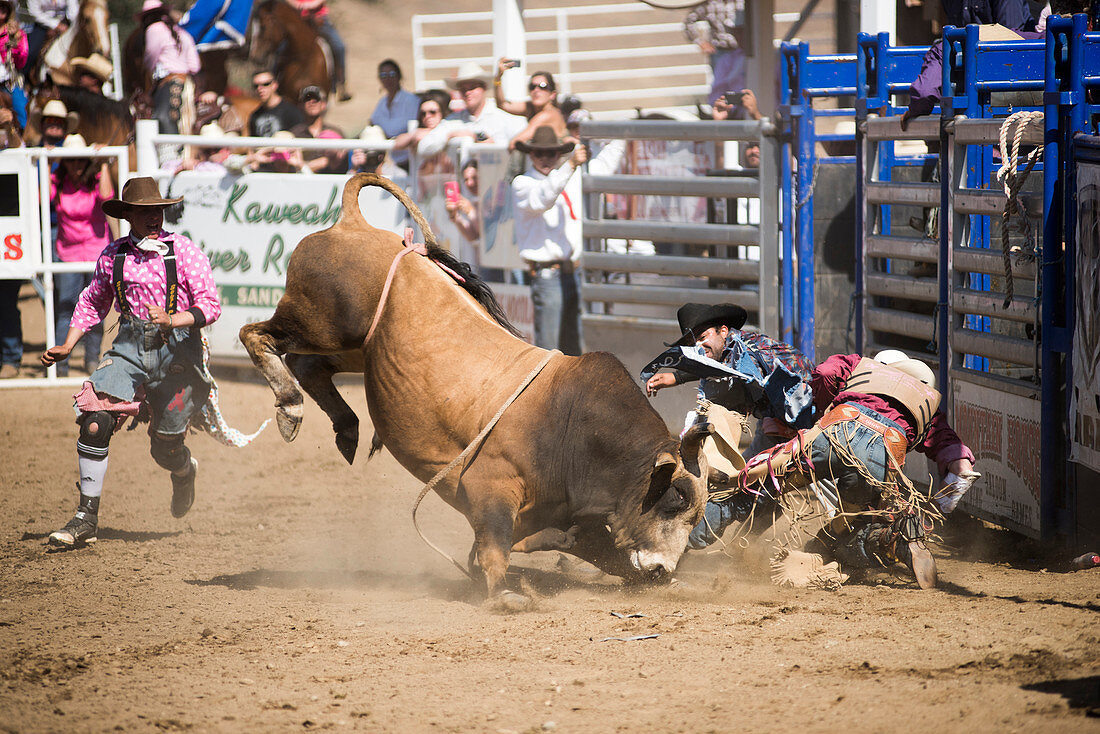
[150,432,190,472]
[77,411,116,459]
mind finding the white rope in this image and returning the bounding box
[995,111,1044,308]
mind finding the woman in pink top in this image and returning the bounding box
[0,0,28,129]
[131,0,201,139]
[50,133,114,375]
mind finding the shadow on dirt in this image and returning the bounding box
[1022,675,1100,716]
[936,514,1068,571]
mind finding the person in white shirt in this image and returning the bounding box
[512,125,625,355]
[26,0,78,72]
[368,59,420,171]
[417,61,525,159]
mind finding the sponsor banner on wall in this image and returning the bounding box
[0,153,43,280]
[1071,162,1100,472]
[952,379,1041,537]
[165,172,408,358]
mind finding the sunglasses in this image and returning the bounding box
[379,70,399,79]
[419,107,441,117]
[531,150,559,159]
[253,79,275,89]
[528,81,552,91]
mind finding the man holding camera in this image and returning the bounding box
[512,126,625,355]
[417,61,526,158]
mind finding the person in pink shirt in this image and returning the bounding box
[41,177,222,549]
[132,0,204,143]
[0,0,29,129]
[50,133,114,376]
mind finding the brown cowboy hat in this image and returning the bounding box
[515,125,575,155]
[71,53,114,84]
[667,302,748,347]
[102,177,183,218]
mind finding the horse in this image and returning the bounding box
[33,0,111,87]
[24,83,132,149]
[248,0,330,103]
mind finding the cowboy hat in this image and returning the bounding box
[140,0,164,13]
[891,358,937,389]
[32,99,81,136]
[515,125,575,155]
[102,176,183,218]
[71,53,113,84]
[445,61,493,90]
[667,302,748,347]
[61,132,89,149]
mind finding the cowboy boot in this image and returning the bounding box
[687,492,772,550]
[860,518,937,589]
[49,493,99,548]
[171,458,197,518]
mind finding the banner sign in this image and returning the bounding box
[165,171,408,358]
[0,152,42,280]
[951,379,1041,537]
[1071,162,1100,472]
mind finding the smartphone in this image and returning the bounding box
[503,58,522,69]
[444,181,460,204]
[723,91,745,106]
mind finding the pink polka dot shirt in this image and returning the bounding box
[70,231,221,332]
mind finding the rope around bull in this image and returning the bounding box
[364,232,561,581]
[996,111,1044,309]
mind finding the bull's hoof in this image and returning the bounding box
[276,403,303,442]
[487,590,531,613]
[335,429,358,465]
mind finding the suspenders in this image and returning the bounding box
[112,239,179,318]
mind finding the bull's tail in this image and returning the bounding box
[339,172,438,248]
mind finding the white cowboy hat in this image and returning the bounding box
[61,132,89,149]
[445,61,493,90]
[41,99,71,119]
[199,121,227,138]
[70,53,113,84]
[873,349,908,365]
[358,124,386,143]
[892,358,937,389]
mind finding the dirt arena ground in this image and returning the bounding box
[2,349,1099,732]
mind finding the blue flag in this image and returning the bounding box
[181,0,253,51]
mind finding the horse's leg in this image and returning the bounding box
[285,351,364,465]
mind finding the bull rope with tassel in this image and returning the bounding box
[995,110,1044,309]
[364,227,560,580]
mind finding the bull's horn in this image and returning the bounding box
[679,422,709,476]
[654,451,677,468]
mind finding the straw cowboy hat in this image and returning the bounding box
[514,125,575,156]
[667,302,748,347]
[102,177,183,218]
[445,61,493,90]
[70,53,113,84]
[32,99,81,135]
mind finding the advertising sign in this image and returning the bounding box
[165,171,408,358]
[1071,162,1100,472]
[951,379,1042,537]
[0,152,42,280]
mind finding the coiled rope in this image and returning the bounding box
[995,111,1044,309]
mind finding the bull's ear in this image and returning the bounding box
[679,423,709,477]
[654,451,677,469]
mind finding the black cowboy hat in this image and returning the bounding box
[515,125,575,155]
[666,302,748,347]
[102,177,183,218]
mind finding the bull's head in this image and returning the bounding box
[570,424,709,583]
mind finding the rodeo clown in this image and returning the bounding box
[696,349,980,588]
[41,177,263,548]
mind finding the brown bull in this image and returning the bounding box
[239,174,708,604]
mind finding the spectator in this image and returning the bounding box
[287,0,349,101]
[1,0,28,129]
[418,61,526,158]
[70,52,113,96]
[31,97,78,147]
[50,133,113,376]
[0,88,22,148]
[685,0,747,106]
[512,125,625,354]
[368,59,419,171]
[388,90,448,156]
[447,158,480,245]
[349,124,387,174]
[25,0,76,77]
[162,121,234,175]
[247,70,304,138]
[136,0,203,140]
[493,60,567,150]
[564,108,590,142]
[289,85,345,173]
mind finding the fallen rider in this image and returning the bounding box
[691,350,980,589]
